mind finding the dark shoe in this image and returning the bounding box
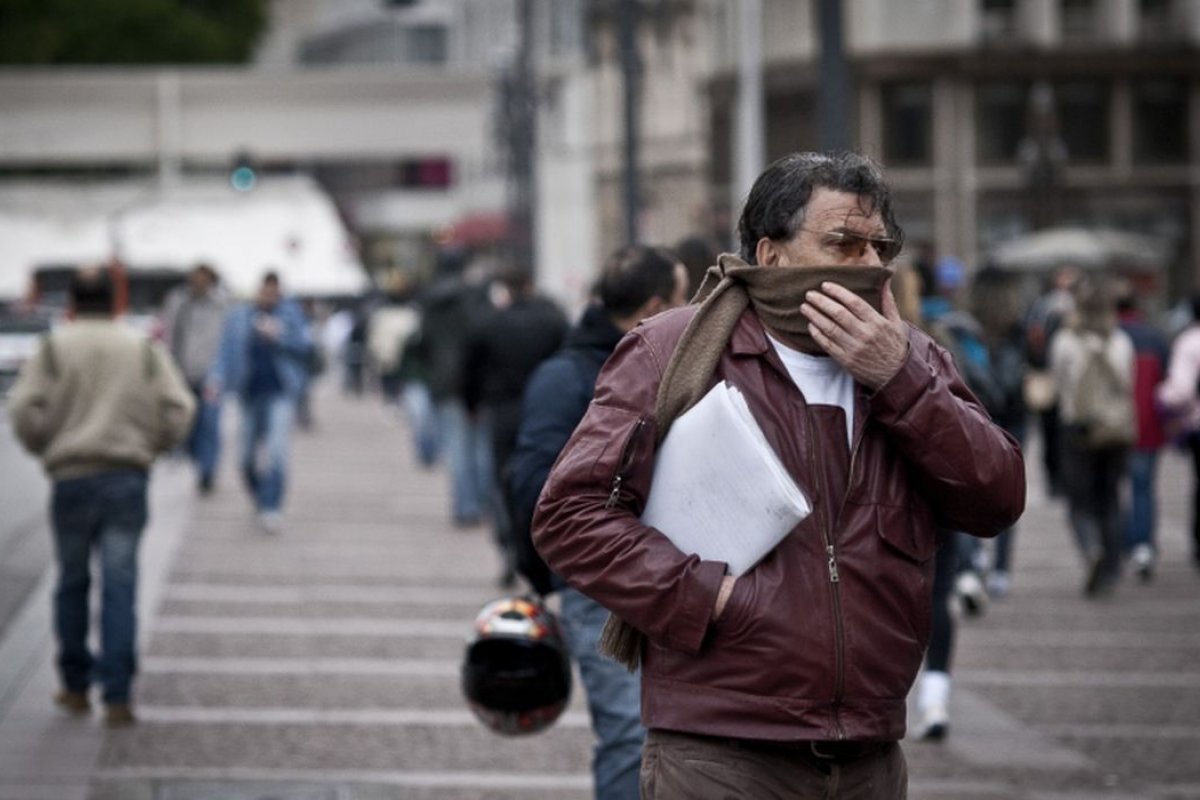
[104,703,136,727]
[1084,560,1116,598]
[54,689,90,716]
[198,474,214,495]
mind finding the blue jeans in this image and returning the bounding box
[559,587,645,800]
[239,393,296,513]
[1123,449,1159,552]
[435,399,492,523]
[402,382,441,467]
[51,469,148,704]
[186,383,221,483]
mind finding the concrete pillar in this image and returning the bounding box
[156,71,182,192]
[955,79,978,268]
[1021,0,1057,48]
[1103,0,1136,44]
[733,0,765,217]
[931,76,960,262]
[1190,81,1200,291]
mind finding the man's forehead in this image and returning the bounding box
[805,188,883,229]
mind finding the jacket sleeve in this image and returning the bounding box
[151,342,197,453]
[869,326,1026,537]
[532,330,727,655]
[6,342,53,455]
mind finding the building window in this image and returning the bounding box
[881,82,933,166]
[977,81,1029,164]
[1133,79,1188,164]
[980,0,1018,42]
[1055,81,1109,163]
[1061,0,1098,41]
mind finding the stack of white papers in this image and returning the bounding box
[641,381,811,576]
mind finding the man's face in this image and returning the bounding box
[256,281,281,310]
[758,188,895,269]
[189,270,213,295]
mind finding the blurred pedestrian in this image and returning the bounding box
[1116,290,1169,580]
[533,152,1025,797]
[1049,276,1135,597]
[672,234,720,299]
[507,244,688,799]
[208,272,313,534]
[1156,291,1200,571]
[1025,265,1080,498]
[8,268,194,726]
[973,269,1030,598]
[415,251,494,527]
[463,264,567,586]
[160,263,229,494]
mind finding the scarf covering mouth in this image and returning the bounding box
[599,253,891,669]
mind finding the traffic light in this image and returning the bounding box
[230,151,257,192]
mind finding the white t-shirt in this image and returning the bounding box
[767,335,855,449]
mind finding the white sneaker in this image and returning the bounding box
[915,671,951,741]
[258,511,283,535]
[954,571,989,618]
[1131,544,1155,582]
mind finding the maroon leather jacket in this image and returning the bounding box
[533,305,1025,743]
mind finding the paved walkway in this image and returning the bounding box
[1,384,1198,800]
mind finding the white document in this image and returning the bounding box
[641,381,811,576]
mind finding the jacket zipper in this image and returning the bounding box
[804,405,848,741]
[606,418,646,509]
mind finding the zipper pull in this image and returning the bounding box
[605,475,623,509]
[826,545,840,583]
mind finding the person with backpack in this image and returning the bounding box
[1049,275,1135,597]
[506,245,689,799]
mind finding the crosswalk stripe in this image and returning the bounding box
[131,706,590,727]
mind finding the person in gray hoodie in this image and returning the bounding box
[9,267,194,726]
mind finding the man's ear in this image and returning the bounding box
[755,237,780,267]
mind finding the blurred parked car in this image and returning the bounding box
[0,310,54,397]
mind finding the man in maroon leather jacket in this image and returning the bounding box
[532,152,1025,799]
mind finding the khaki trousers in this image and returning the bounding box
[639,729,907,800]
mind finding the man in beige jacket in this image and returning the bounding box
[8,268,194,726]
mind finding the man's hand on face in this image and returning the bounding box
[801,277,909,390]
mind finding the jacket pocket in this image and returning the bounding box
[874,502,938,564]
[542,403,650,508]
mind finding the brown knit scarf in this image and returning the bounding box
[598,254,891,669]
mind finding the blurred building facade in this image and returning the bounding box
[547,0,1200,301]
[0,1,1197,304]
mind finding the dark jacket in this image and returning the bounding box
[506,304,624,594]
[464,293,567,471]
[415,277,492,402]
[532,305,1025,743]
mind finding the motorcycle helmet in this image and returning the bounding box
[461,595,572,735]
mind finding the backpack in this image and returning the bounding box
[1072,342,1135,449]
